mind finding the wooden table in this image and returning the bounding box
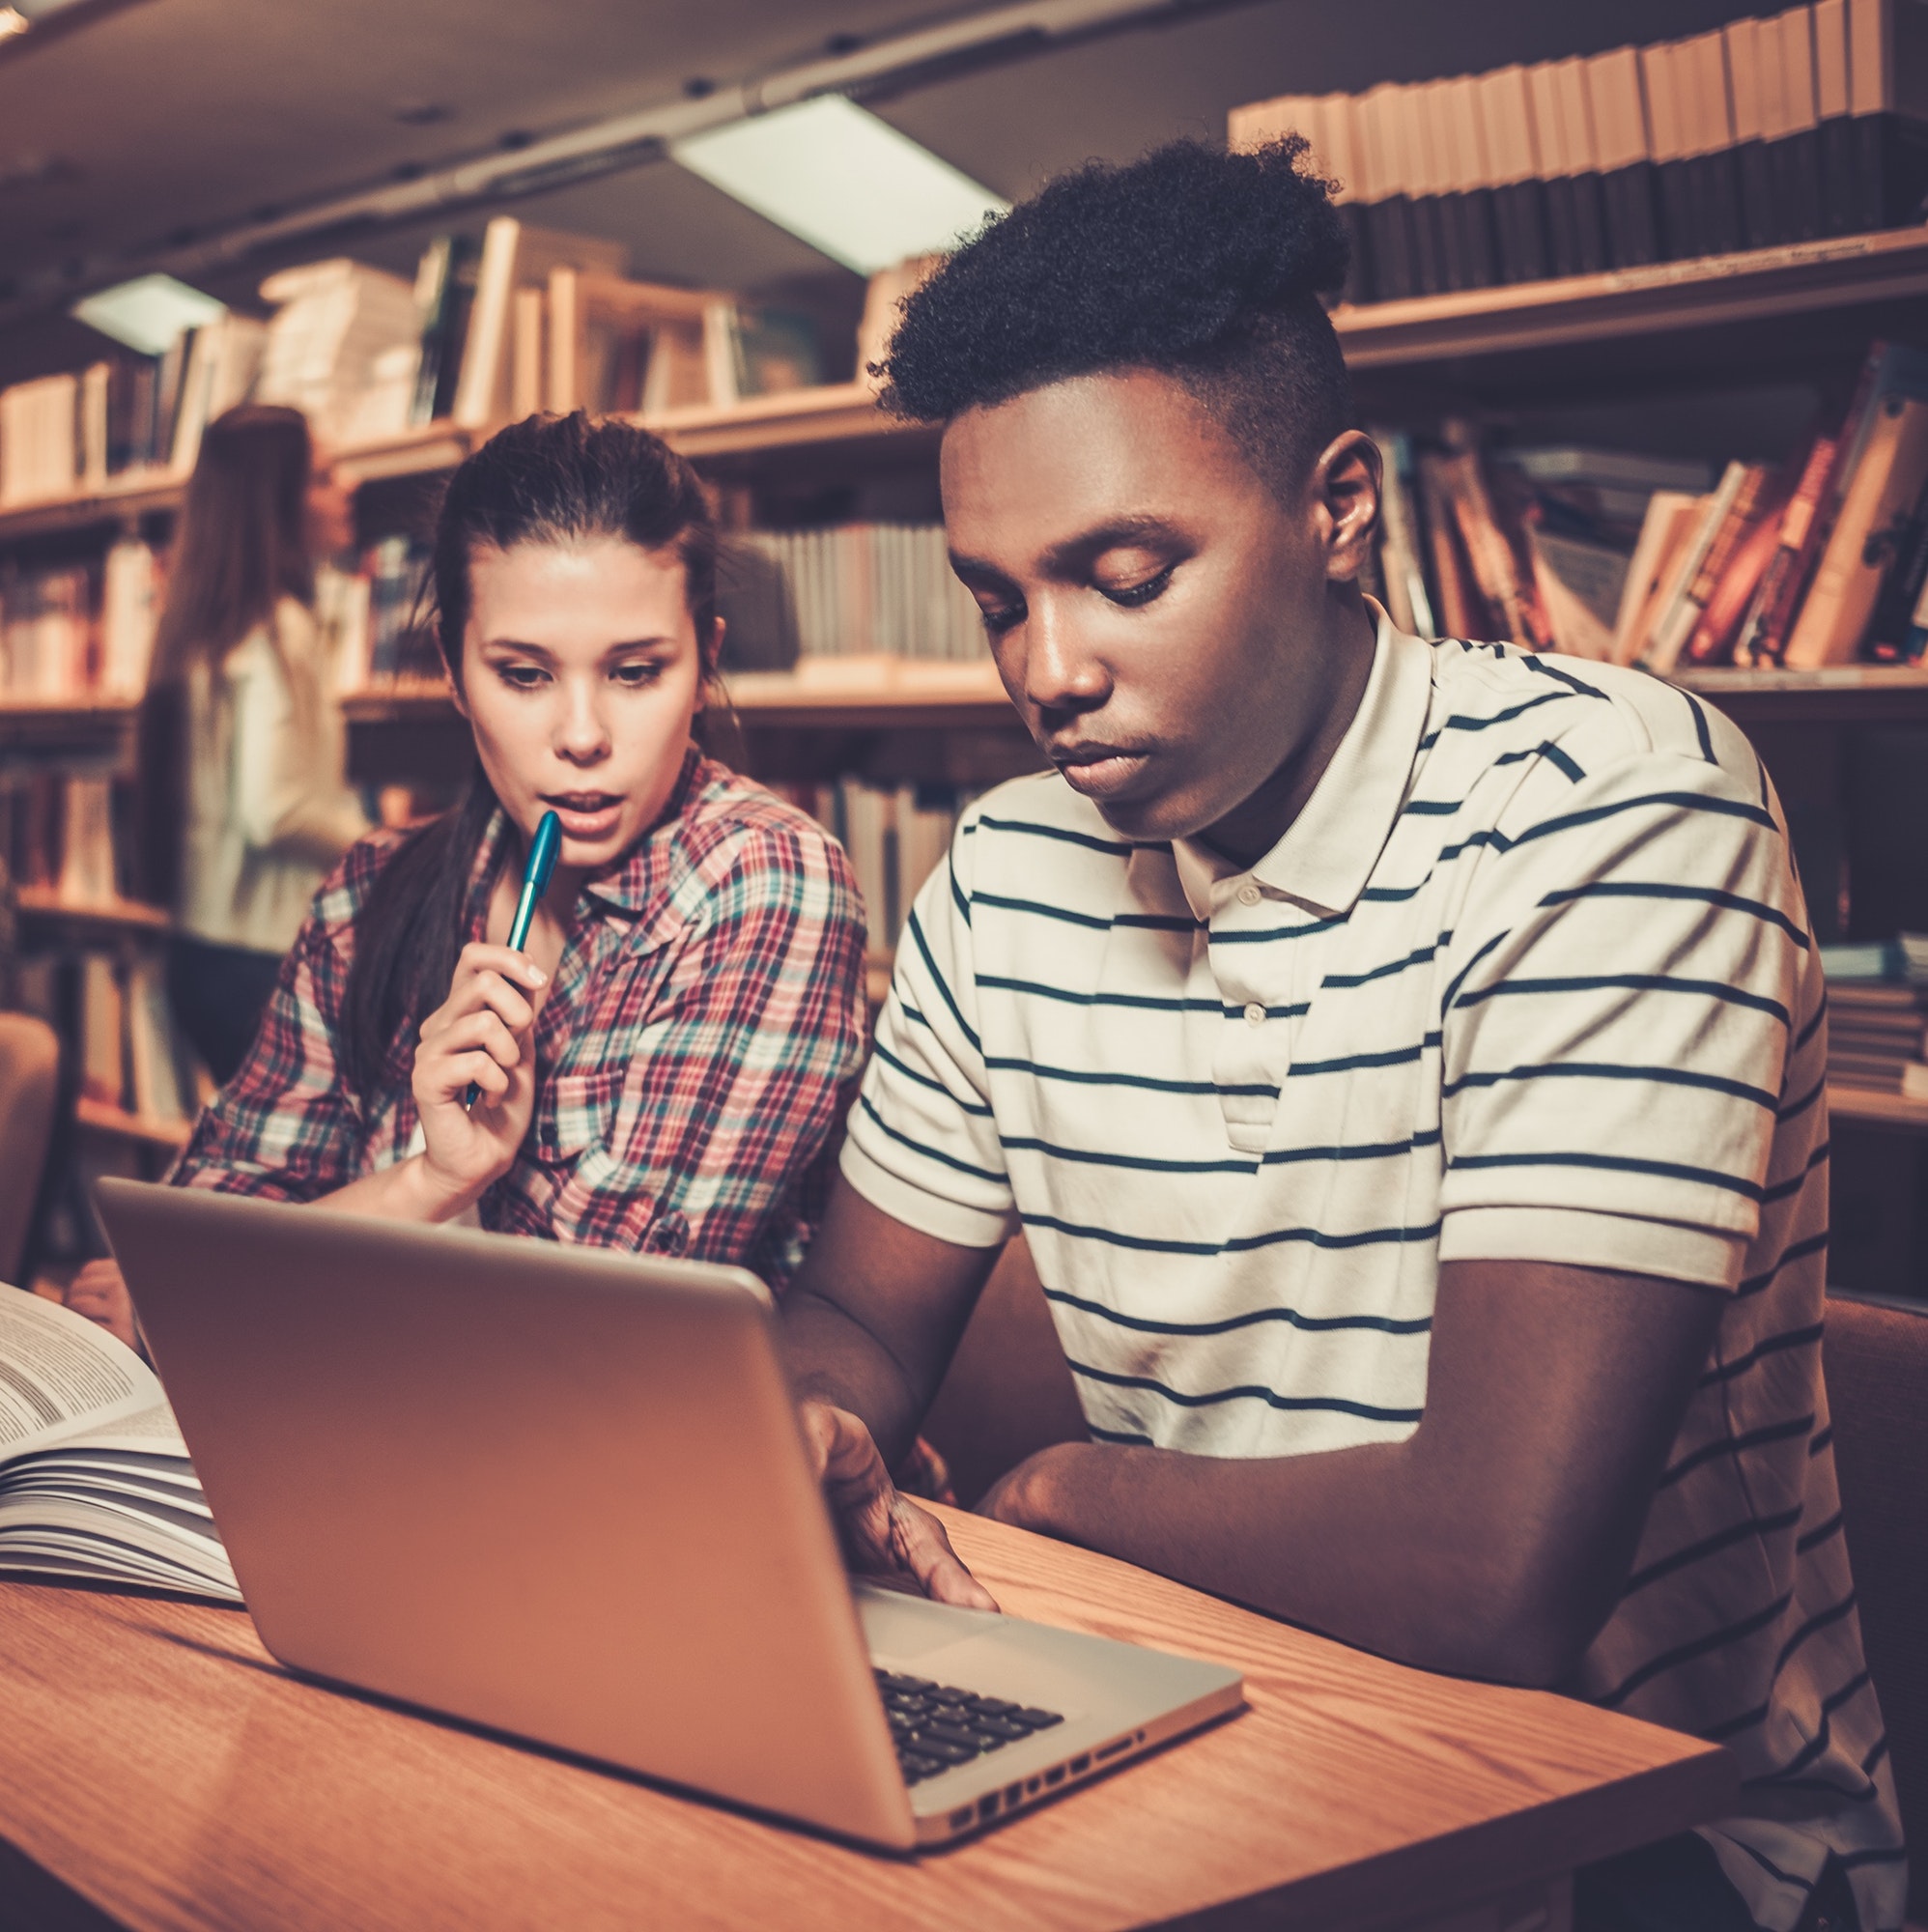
[0,1506,1735,1932]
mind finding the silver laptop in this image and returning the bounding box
[95,1179,1242,1849]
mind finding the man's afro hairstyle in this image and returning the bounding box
[878,137,1354,493]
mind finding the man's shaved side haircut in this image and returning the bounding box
[878,137,1355,502]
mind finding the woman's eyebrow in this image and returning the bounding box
[479,637,559,661]
[601,636,678,656]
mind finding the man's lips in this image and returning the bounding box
[1048,742,1155,801]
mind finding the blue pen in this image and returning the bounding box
[465,808,561,1111]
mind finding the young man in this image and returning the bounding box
[782,142,1904,1932]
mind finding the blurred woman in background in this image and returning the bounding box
[137,404,368,1084]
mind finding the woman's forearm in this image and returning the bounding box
[319,1152,481,1224]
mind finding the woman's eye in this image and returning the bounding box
[497,664,548,690]
[613,661,665,687]
[1099,563,1176,609]
[978,601,1025,637]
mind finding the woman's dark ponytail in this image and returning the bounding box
[337,412,719,1108]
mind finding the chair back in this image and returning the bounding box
[1824,1289,1928,1926]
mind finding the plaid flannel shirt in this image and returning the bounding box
[172,753,869,1288]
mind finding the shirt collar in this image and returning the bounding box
[579,746,708,915]
[1173,601,1432,923]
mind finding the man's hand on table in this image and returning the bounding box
[798,1398,999,1612]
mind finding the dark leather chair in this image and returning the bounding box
[1825,1290,1927,1929]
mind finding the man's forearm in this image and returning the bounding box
[780,1288,931,1467]
[999,1435,1594,1686]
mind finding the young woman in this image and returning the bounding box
[138,404,369,1084]
[70,412,868,1344]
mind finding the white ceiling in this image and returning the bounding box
[0,0,1754,384]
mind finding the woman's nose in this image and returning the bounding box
[555,682,611,764]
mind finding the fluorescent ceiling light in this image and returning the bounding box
[71,273,226,355]
[672,95,1007,275]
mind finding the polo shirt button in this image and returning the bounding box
[1243,1002,1266,1025]
[1236,883,1262,906]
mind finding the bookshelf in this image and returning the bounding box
[72,1096,193,1152]
[1,227,1926,544]
[1829,1085,1928,1134]
[7,220,1928,1293]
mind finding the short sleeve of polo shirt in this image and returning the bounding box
[841,810,1015,1248]
[1435,742,1808,1291]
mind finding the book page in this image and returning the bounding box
[0,1286,163,1460]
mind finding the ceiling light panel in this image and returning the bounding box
[670,94,1007,275]
[71,272,225,355]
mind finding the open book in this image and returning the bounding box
[0,1284,240,1604]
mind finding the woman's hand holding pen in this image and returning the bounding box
[411,942,550,1212]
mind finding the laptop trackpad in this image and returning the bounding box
[854,1578,1002,1659]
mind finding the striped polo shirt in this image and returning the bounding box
[844,610,1906,1932]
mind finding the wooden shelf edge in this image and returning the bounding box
[1335,225,1928,366]
[1671,665,1928,693]
[0,468,189,541]
[1829,1083,1928,1132]
[14,887,170,933]
[73,1096,192,1151]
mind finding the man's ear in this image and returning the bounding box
[1314,430,1383,586]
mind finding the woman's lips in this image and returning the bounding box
[542,794,624,838]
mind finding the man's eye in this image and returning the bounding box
[1099,563,1176,609]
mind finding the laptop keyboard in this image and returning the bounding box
[874,1669,1064,1785]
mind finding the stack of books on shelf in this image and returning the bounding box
[2,213,834,527]
[430,216,819,427]
[73,948,203,1128]
[334,539,437,691]
[1,769,203,1132]
[773,777,977,960]
[254,260,425,451]
[1820,934,1928,1098]
[1230,0,1928,304]
[718,526,989,670]
[1370,336,1928,671]
[0,538,163,700]
[3,773,130,905]
[0,316,263,507]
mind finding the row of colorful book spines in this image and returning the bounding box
[1336,122,1925,304]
